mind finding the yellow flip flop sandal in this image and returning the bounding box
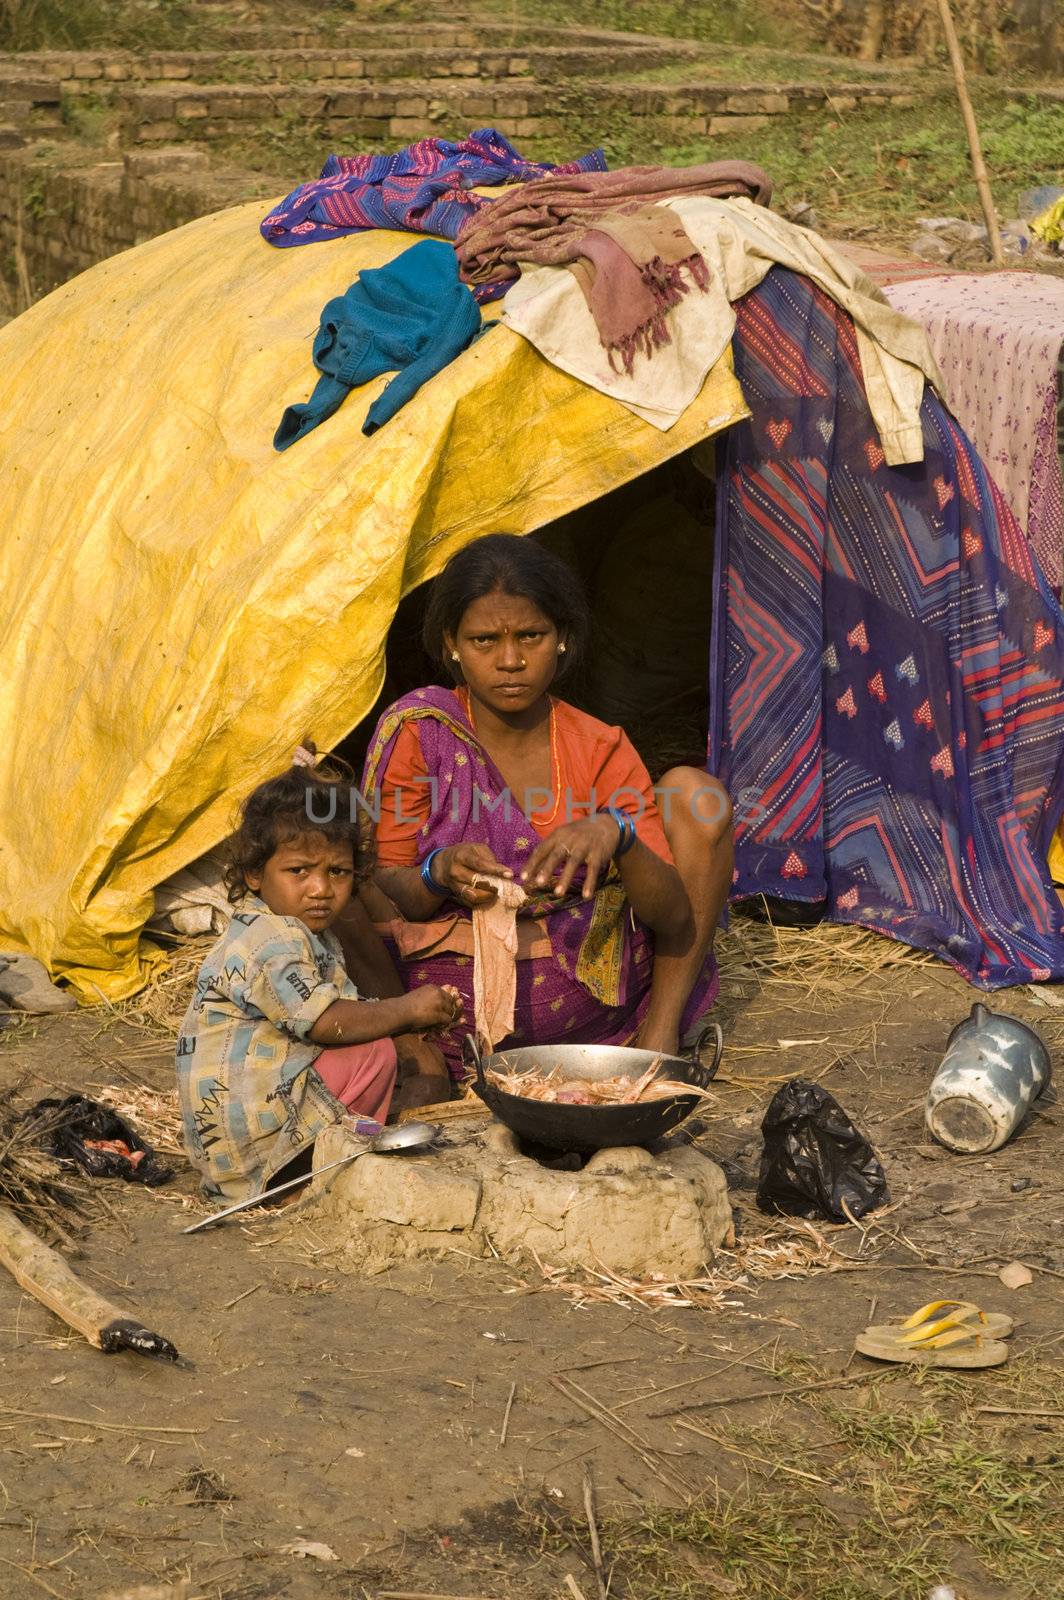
[856,1300,1012,1368]
[864,1298,1015,1346]
[855,1323,1009,1368]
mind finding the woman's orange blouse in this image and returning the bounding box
[374,697,674,868]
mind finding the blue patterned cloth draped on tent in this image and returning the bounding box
[713,266,1064,987]
[260,129,606,254]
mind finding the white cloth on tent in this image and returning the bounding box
[503,242,734,432]
[502,196,944,463]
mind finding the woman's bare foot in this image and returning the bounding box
[393,1034,451,1111]
[396,1072,452,1110]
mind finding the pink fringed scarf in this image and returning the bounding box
[455,160,771,371]
[566,204,712,372]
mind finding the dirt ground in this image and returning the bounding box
[0,917,1061,1600]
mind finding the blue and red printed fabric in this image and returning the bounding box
[714,266,1064,987]
[260,126,606,301]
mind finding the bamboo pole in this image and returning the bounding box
[0,1203,178,1359]
[934,0,1005,265]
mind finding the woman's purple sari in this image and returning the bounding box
[362,688,718,1071]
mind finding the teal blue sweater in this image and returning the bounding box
[275,239,482,448]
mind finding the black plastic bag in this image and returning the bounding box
[29,1094,173,1187]
[756,1078,889,1222]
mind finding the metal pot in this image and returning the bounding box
[466,1025,723,1154]
[925,1003,1051,1154]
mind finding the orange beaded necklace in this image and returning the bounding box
[459,687,563,828]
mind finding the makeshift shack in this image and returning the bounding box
[0,197,1061,1000]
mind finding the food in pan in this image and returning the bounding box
[483,1059,713,1107]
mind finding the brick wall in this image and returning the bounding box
[13,41,693,91]
[0,146,269,301]
[0,73,920,302]
[116,77,920,146]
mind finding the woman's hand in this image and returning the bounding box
[433,843,513,909]
[521,814,623,901]
[400,983,465,1035]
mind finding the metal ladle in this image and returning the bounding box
[182,1119,440,1234]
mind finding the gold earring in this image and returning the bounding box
[558,642,567,654]
[451,650,460,662]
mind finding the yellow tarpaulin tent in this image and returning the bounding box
[0,199,748,999]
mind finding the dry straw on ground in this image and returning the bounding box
[109,937,210,1039]
[515,1219,842,1312]
[716,911,937,1006]
[0,1088,100,1241]
[93,1085,184,1155]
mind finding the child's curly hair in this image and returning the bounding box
[225,742,372,904]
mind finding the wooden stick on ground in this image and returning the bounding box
[0,1203,178,1360]
[676,1418,831,1483]
[631,1336,777,1415]
[550,1375,690,1499]
[0,1553,69,1600]
[0,1406,202,1434]
[397,1098,487,1125]
[378,1593,503,1600]
[934,0,1005,265]
[655,1370,879,1417]
[540,1505,600,1584]
[976,1405,1064,1419]
[582,1468,608,1600]
[498,1379,517,1449]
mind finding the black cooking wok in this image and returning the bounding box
[466,1025,723,1154]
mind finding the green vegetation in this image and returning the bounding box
[0,0,358,50]
[621,50,918,86]
[219,112,333,190]
[501,0,801,48]
[707,91,1064,236]
[1,0,198,50]
[535,1361,1064,1600]
[537,88,1064,240]
[0,0,811,62]
[60,89,118,143]
[21,172,47,219]
[218,88,1064,244]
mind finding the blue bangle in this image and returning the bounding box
[605,807,638,857]
[419,848,449,896]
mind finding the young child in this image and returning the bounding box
[177,754,462,1202]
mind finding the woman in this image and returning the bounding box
[359,535,732,1075]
